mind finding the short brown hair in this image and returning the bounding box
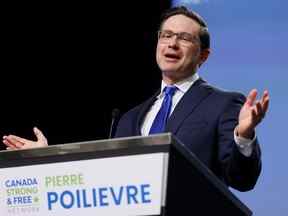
[159,6,210,50]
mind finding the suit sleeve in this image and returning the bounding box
[217,93,262,191]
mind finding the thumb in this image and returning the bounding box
[33,127,47,143]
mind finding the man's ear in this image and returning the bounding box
[198,48,210,67]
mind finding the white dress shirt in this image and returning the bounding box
[141,73,255,157]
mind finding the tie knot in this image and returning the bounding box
[164,85,177,96]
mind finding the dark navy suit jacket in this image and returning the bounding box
[115,78,261,191]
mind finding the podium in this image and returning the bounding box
[0,133,252,216]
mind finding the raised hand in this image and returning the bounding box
[3,127,48,150]
[237,89,270,139]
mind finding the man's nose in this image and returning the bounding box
[168,35,179,49]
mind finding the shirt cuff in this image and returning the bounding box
[234,128,256,157]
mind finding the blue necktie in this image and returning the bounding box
[149,86,177,134]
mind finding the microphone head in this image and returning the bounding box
[111,108,120,119]
[109,108,120,139]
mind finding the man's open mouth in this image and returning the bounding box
[164,53,181,60]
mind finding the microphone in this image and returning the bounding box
[109,108,120,139]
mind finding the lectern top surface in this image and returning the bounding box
[0,133,172,161]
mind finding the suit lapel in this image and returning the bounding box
[166,78,212,134]
[135,90,160,135]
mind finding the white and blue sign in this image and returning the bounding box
[0,153,168,215]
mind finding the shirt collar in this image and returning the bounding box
[158,73,200,98]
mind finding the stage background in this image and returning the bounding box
[172,0,288,215]
[1,0,287,215]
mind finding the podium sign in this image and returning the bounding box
[0,133,252,216]
[0,152,168,216]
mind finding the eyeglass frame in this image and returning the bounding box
[157,30,200,46]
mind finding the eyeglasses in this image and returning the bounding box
[158,30,199,46]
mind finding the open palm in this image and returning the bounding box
[3,127,48,150]
[237,89,269,139]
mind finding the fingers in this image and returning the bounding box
[3,136,16,148]
[254,90,269,118]
[6,135,30,145]
[5,146,18,150]
[246,89,258,106]
[3,135,25,149]
[255,100,264,117]
[2,127,48,151]
[251,101,264,125]
[3,145,18,151]
[250,90,269,124]
[261,90,270,114]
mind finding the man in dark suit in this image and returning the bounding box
[3,7,269,192]
[114,6,269,191]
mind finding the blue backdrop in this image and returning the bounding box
[172,0,287,215]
